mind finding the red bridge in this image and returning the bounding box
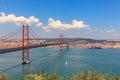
[0,25,69,64]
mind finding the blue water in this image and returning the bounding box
[0,48,120,80]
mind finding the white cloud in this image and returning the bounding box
[0,12,42,27]
[36,22,42,27]
[43,18,90,32]
[43,27,51,32]
[106,29,115,33]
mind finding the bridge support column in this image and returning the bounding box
[59,34,64,51]
[21,25,30,64]
[21,25,25,64]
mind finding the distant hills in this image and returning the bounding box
[39,38,106,43]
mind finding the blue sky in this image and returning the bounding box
[0,0,120,40]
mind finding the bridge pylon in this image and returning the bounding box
[21,25,30,64]
[59,34,64,51]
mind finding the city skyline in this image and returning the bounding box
[0,0,120,40]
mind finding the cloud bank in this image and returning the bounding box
[0,12,42,27]
[0,12,90,32]
[43,18,90,32]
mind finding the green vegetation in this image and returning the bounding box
[39,38,106,43]
[23,72,62,80]
[67,71,120,80]
[23,71,120,80]
[1,70,120,80]
[0,71,7,80]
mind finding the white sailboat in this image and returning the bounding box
[65,60,68,65]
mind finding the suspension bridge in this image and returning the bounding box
[0,25,69,64]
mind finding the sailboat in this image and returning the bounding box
[65,60,68,65]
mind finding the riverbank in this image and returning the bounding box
[1,40,120,49]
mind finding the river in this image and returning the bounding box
[0,48,120,80]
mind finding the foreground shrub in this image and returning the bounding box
[0,71,7,80]
[23,72,62,80]
[23,71,120,80]
[68,71,120,80]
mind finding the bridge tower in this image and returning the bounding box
[21,25,30,64]
[59,34,64,50]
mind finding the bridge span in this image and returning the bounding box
[0,42,68,54]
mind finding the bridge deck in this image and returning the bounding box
[0,43,68,54]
